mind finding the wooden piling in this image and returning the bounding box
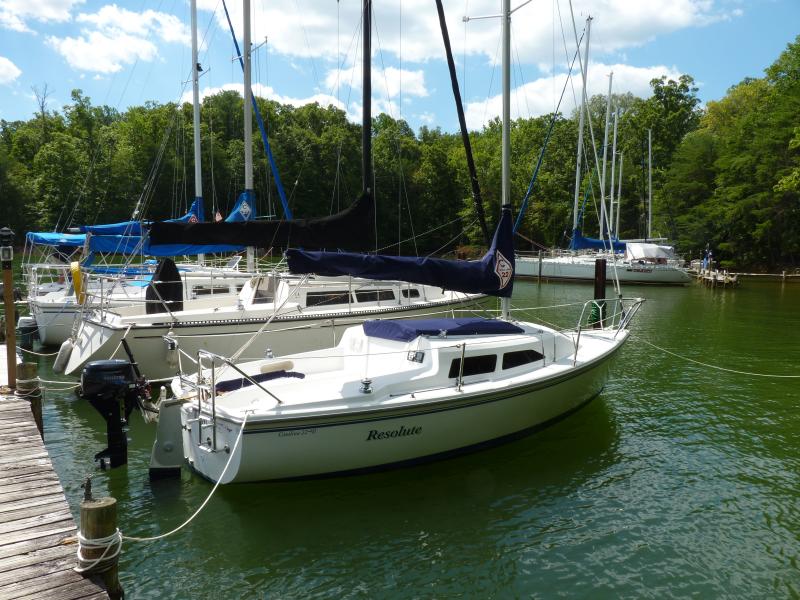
[537,250,543,282]
[2,265,15,389]
[78,494,123,599]
[16,362,42,438]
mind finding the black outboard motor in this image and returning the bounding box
[78,341,150,468]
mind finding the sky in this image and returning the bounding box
[0,0,798,133]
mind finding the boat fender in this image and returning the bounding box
[164,330,179,369]
[70,261,86,305]
[53,338,74,373]
[259,360,294,375]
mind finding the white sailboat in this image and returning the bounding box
[150,1,644,483]
[515,21,689,286]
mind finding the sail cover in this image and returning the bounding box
[286,206,515,298]
[569,228,626,252]
[149,192,375,252]
[88,235,244,256]
[79,198,205,236]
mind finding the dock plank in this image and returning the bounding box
[0,379,108,599]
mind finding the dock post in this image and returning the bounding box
[1,227,15,389]
[78,478,124,599]
[17,362,42,438]
[537,250,543,282]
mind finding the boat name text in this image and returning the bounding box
[366,425,422,441]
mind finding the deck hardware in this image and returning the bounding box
[457,343,466,391]
[407,351,425,363]
[360,378,372,394]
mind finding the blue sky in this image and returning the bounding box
[0,0,798,133]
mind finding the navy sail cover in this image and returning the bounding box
[287,206,515,298]
[363,318,524,342]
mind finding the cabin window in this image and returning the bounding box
[401,288,420,299]
[448,355,497,378]
[306,291,353,307]
[502,349,544,370]
[193,285,230,296]
[355,289,395,303]
[253,277,276,304]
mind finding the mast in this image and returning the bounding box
[434,0,490,247]
[243,0,255,271]
[609,106,618,237]
[500,0,511,319]
[191,0,204,264]
[647,128,652,239]
[362,0,372,196]
[571,16,592,233]
[600,72,613,237]
[616,151,623,236]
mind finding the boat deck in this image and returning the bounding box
[0,345,109,599]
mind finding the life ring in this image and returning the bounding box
[70,261,86,304]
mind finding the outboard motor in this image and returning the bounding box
[78,341,150,468]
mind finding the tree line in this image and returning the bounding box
[1,35,797,270]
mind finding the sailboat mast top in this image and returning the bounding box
[571,16,592,231]
[191,0,202,202]
[243,0,253,191]
[362,0,372,195]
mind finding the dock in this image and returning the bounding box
[696,268,739,288]
[0,345,109,599]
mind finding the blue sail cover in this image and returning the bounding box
[286,206,515,298]
[364,318,524,342]
[225,191,257,223]
[569,228,626,252]
[79,198,204,235]
[88,235,244,256]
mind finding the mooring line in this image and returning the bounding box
[638,338,800,379]
[121,411,250,543]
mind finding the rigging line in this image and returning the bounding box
[511,23,531,118]
[481,34,503,129]
[513,31,582,233]
[425,218,478,258]
[292,0,322,90]
[375,214,464,253]
[637,338,800,379]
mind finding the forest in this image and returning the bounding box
[0,35,798,270]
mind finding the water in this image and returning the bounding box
[27,280,800,598]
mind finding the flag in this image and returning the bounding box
[215,211,223,222]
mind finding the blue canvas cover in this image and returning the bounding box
[26,232,86,247]
[286,206,516,298]
[568,228,626,252]
[225,191,257,222]
[88,235,244,256]
[79,198,204,235]
[363,318,524,342]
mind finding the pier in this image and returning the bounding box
[696,268,739,288]
[0,344,109,599]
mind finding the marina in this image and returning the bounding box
[5,279,797,597]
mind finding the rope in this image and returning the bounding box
[122,412,249,542]
[638,338,800,379]
[17,347,60,357]
[75,528,122,574]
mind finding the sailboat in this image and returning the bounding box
[60,0,482,380]
[514,20,689,286]
[149,1,644,483]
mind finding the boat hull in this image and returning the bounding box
[182,345,617,483]
[516,256,690,285]
[65,298,482,380]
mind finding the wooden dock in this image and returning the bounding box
[0,346,109,599]
[696,268,739,288]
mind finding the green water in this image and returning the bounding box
[27,280,800,598]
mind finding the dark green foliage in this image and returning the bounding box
[4,37,799,269]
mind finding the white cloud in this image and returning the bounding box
[0,0,84,32]
[0,57,22,84]
[199,0,737,66]
[48,4,189,73]
[324,66,429,100]
[465,62,684,130]
[182,82,345,112]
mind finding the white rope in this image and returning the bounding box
[638,338,800,379]
[74,528,122,574]
[17,347,60,357]
[122,412,249,543]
